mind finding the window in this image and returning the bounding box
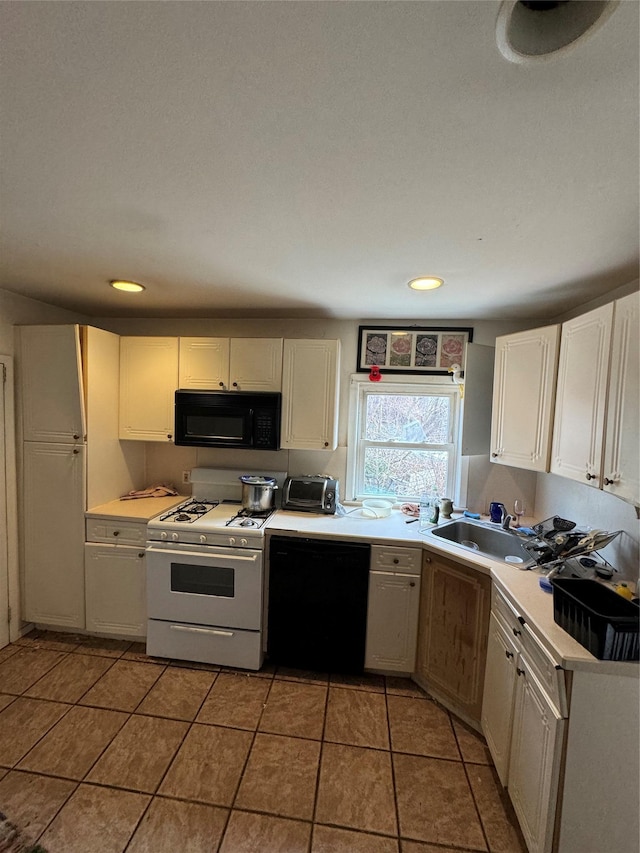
[347,378,459,502]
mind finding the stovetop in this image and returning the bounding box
[147,498,275,546]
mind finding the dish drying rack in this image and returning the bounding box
[521,516,621,576]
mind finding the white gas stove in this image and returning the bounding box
[148,498,273,548]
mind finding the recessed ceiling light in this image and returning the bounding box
[110,280,145,293]
[408,277,444,291]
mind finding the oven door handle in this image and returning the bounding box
[170,625,235,638]
[146,545,259,564]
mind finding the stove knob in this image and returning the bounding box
[171,532,179,541]
[229,537,236,546]
[199,535,207,544]
[160,532,168,541]
[240,538,248,547]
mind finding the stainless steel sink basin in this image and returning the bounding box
[430,521,535,566]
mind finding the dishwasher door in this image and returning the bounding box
[267,535,370,673]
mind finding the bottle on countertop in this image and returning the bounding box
[615,582,634,601]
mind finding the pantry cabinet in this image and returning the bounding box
[414,550,491,725]
[119,337,179,441]
[281,339,340,450]
[490,324,560,472]
[179,337,283,392]
[365,545,421,673]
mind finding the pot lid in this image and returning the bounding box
[239,475,278,486]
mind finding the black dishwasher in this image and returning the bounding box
[267,536,371,673]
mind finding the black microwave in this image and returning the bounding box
[174,390,281,450]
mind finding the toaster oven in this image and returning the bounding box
[281,475,338,514]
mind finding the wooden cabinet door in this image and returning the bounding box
[481,612,518,785]
[19,325,85,444]
[508,659,566,853]
[281,339,340,450]
[603,291,639,506]
[416,551,491,724]
[85,543,146,638]
[365,571,420,672]
[179,337,229,390]
[22,442,86,628]
[119,337,178,441]
[491,325,560,471]
[551,304,613,486]
[229,338,283,391]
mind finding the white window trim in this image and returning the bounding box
[345,374,461,503]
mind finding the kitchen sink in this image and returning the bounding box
[430,520,535,566]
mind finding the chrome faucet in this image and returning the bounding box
[502,512,513,531]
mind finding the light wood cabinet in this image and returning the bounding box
[365,545,421,673]
[414,549,491,725]
[179,337,283,392]
[85,542,146,638]
[119,337,179,441]
[490,325,560,472]
[281,339,340,450]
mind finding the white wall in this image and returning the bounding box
[0,288,87,355]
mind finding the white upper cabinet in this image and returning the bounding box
[179,337,283,391]
[490,325,560,472]
[281,339,340,450]
[602,291,639,505]
[551,304,613,486]
[19,325,85,443]
[119,337,179,441]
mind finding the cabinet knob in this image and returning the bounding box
[491,452,498,458]
[512,627,521,636]
[138,552,145,559]
[393,558,399,565]
[113,530,120,537]
[219,382,225,388]
[167,434,172,441]
[324,441,329,447]
[517,667,525,676]
[73,434,80,440]
[424,556,432,564]
[232,382,238,388]
[585,472,597,481]
[505,650,514,659]
[72,448,79,454]
[409,581,416,587]
[604,477,614,486]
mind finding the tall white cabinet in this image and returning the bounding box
[119,337,179,442]
[281,339,340,450]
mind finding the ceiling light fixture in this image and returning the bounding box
[110,280,145,293]
[408,276,444,291]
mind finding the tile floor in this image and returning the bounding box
[0,631,526,853]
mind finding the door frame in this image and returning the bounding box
[0,355,20,643]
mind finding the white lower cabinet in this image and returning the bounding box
[84,543,147,638]
[365,546,421,673]
[482,613,518,785]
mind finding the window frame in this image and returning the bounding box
[345,375,461,503]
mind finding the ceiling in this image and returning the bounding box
[1,1,638,320]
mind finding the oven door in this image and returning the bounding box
[146,544,263,630]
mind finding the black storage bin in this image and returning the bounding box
[551,578,639,661]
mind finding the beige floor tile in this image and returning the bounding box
[0,697,69,767]
[159,723,252,806]
[78,659,165,711]
[87,714,189,793]
[38,783,150,853]
[219,809,311,853]
[0,648,67,694]
[24,653,114,703]
[76,636,132,658]
[402,842,476,853]
[126,796,228,853]
[316,742,398,836]
[388,695,460,759]
[121,642,151,662]
[14,630,84,653]
[0,645,20,663]
[137,666,216,721]
[275,666,330,685]
[385,676,429,698]
[0,768,6,782]
[170,658,220,672]
[0,693,15,712]
[259,680,327,740]
[312,824,400,852]
[0,770,76,842]
[324,687,389,749]
[196,671,270,729]
[330,672,386,692]
[453,717,493,764]
[17,705,128,779]
[235,732,320,820]
[467,764,526,853]
[393,753,486,850]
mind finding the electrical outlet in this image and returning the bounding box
[182,470,191,484]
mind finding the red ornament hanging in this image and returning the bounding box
[369,365,382,382]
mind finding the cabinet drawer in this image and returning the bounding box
[147,619,262,670]
[85,518,147,545]
[370,545,421,575]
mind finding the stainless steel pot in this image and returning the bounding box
[239,475,278,512]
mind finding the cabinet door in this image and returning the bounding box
[491,325,560,471]
[179,337,229,390]
[481,612,518,785]
[416,552,491,724]
[23,442,86,628]
[508,661,565,853]
[603,291,639,505]
[281,339,340,450]
[85,543,146,638]
[229,339,283,391]
[119,337,178,441]
[551,304,613,486]
[19,325,85,444]
[365,571,420,673]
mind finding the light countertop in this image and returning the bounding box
[86,495,186,523]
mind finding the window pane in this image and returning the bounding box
[364,395,450,443]
[362,447,449,498]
